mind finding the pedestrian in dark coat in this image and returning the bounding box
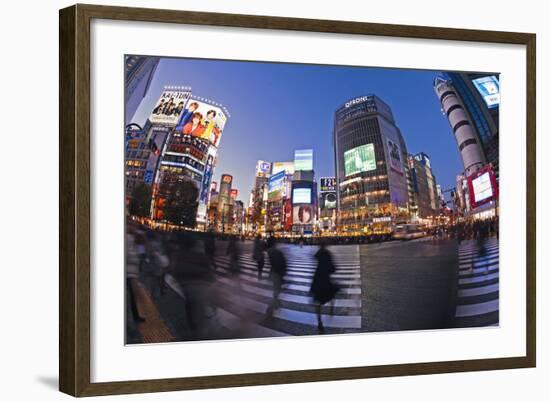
[253,235,266,279]
[310,242,339,333]
[265,237,287,318]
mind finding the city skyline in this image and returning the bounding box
[130,56,463,201]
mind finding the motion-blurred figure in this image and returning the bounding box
[226,235,241,276]
[310,242,339,333]
[253,234,266,279]
[204,228,217,270]
[265,237,287,318]
[169,233,215,340]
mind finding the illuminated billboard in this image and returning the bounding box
[199,155,214,202]
[292,188,312,204]
[149,90,191,126]
[386,139,403,174]
[467,166,498,209]
[472,76,500,109]
[293,205,314,224]
[322,192,337,209]
[294,149,313,171]
[272,161,295,176]
[320,177,336,192]
[256,160,271,177]
[175,98,228,147]
[268,171,285,201]
[344,144,376,176]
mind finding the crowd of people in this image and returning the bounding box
[126,223,340,339]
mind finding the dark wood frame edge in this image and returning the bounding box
[59,3,537,397]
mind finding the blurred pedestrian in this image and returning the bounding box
[148,233,170,297]
[253,234,266,280]
[169,233,216,340]
[265,237,287,318]
[226,235,241,276]
[310,242,339,333]
[204,228,217,270]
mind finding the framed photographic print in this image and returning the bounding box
[59,3,536,397]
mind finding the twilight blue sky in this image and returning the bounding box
[132,57,464,202]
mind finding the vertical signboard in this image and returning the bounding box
[386,139,403,174]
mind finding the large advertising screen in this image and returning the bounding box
[467,166,498,209]
[386,139,403,174]
[292,188,312,204]
[322,192,337,209]
[472,76,500,109]
[294,149,313,171]
[272,161,295,176]
[175,98,228,147]
[320,177,336,192]
[472,172,493,203]
[268,171,285,201]
[149,90,191,126]
[344,144,376,176]
[293,205,314,224]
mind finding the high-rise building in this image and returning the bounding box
[333,95,411,233]
[409,153,440,219]
[148,89,230,228]
[434,74,499,177]
[218,174,234,232]
[125,56,160,124]
[443,72,499,174]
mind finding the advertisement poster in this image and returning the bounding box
[344,144,376,176]
[293,204,314,224]
[199,155,214,202]
[472,75,500,109]
[387,139,403,174]
[292,187,312,204]
[467,166,498,209]
[294,149,313,171]
[272,161,295,176]
[322,192,337,209]
[149,90,191,126]
[268,171,285,200]
[175,98,228,147]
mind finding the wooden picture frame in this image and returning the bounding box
[59,3,536,397]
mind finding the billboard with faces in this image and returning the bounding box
[149,90,191,126]
[175,98,228,147]
[293,204,314,225]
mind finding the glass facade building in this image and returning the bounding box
[333,95,410,232]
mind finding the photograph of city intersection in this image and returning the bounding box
[125,56,500,344]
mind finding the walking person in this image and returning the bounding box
[148,233,170,297]
[252,234,266,280]
[265,237,287,318]
[204,228,217,270]
[310,241,339,333]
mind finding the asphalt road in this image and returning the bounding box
[360,238,458,332]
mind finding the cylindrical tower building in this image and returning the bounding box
[434,76,486,176]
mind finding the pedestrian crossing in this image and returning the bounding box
[454,237,499,327]
[207,244,363,336]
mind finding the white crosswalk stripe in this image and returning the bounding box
[210,244,363,335]
[454,237,499,326]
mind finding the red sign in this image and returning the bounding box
[467,165,498,210]
[283,199,293,231]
